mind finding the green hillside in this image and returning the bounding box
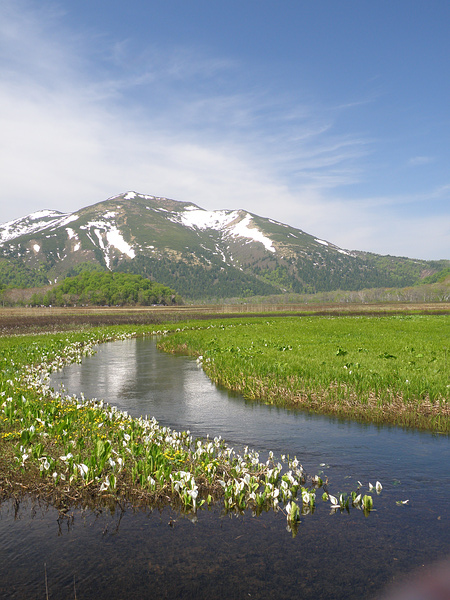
[1,192,449,301]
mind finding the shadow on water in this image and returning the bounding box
[1,337,448,599]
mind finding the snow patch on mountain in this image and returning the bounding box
[94,229,106,251]
[122,191,161,202]
[269,218,288,228]
[227,214,275,252]
[106,227,135,259]
[0,210,67,245]
[80,220,108,231]
[178,208,275,252]
[80,219,135,268]
[180,208,239,230]
[52,214,79,229]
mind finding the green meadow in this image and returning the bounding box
[0,323,374,530]
[0,313,447,526]
[158,314,450,432]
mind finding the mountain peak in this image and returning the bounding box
[1,191,447,299]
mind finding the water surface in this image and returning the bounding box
[1,337,448,599]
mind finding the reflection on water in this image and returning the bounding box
[0,337,448,599]
[50,338,450,489]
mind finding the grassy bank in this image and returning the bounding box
[0,325,375,530]
[158,315,450,432]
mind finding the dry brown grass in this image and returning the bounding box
[1,302,449,336]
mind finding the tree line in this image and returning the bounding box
[28,272,181,307]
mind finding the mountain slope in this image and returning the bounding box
[1,191,448,299]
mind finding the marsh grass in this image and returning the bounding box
[0,325,374,523]
[157,315,450,432]
[1,302,448,336]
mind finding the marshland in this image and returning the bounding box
[0,306,449,598]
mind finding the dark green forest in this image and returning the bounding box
[0,258,49,289]
[1,248,449,304]
[116,255,281,299]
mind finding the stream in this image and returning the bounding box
[1,337,449,599]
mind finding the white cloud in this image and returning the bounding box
[408,156,435,166]
[0,2,366,214]
[0,0,448,261]
[288,188,450,260]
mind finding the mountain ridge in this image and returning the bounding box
[1,191,448,300]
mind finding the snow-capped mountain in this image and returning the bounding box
[0,191,445,299]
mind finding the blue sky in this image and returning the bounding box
[1,0,449,260]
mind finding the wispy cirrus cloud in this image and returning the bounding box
[0,0,448,260]
[0,1,367,210]
[408,156,435,166]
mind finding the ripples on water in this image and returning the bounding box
[0,338,448,599]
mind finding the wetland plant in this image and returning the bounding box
[0,326,380,526]
[158,315,450,432]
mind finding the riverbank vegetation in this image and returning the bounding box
[0,325,375,530]
[158,315,450,432]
